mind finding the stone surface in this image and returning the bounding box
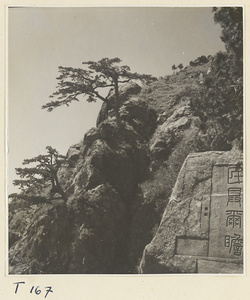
[209,165,243,259]
[119,97,157,138]
[108,82,142,104]
[9,58,242,275]
[176,238,208,256]
[150,106,192,161]
[197,259,243,274]
[9,98,156,274]
[96,82,142,126]
[9,202,72,274]
[139,150,243,274]
[66,143,83,161]
[66,183,127,274]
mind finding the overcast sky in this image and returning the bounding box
[8,7,225,192]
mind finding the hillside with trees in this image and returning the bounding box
[8,7,243,274]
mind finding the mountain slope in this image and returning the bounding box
[9,55,242,274]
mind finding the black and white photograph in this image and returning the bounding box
[6,5,244,277]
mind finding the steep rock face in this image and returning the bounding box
[126,192,160,272]
[9,59,240,274]
[8,80,214,274]
[66,142,82,162]
[9,96,157,274]
[67,183,127,273]
[63,99,157,273]
[124,103,202,271]
[150,105,192,161]
[139,150,243,273]
[70,120,151,200]
[96,82,142,126]
[9,201,72,274]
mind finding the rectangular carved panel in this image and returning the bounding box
[176,237,208,256]
[209,165,243,259]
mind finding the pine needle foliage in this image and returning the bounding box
[42,57,157,125]
[190,7,243,149]
[9,146,69,203]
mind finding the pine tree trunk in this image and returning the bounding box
[114,80,121,126]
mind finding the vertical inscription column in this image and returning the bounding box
[208,164,243,259]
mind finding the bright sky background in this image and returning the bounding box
[8,7,225,193]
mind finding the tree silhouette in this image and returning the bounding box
[9,146,69,203]
[172,64,177,74]
[213,7,243,66]
[191,7,243,149]
[42,57,156,126]
[178,63,183,71]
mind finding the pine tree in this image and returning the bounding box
[9,146,69,203]
[213,7,243,66]
[190,7,243,149]
[172,64,177,74]
[42,57,156,126]
[178,63,184,71]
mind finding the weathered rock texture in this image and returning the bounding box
[9,87,158,274]
[9,59,242,274]
[139,150,243,274]
[150,105,192,162]
[96,82,142,126]
[9,202,72,274]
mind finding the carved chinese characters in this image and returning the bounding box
[209,165,243,259]
[139,152,243,274]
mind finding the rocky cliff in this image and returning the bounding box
[9,57,243,274]
[139,150,243,274]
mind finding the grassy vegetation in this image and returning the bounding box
[139,61,211,118]
[140,132,199,214]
